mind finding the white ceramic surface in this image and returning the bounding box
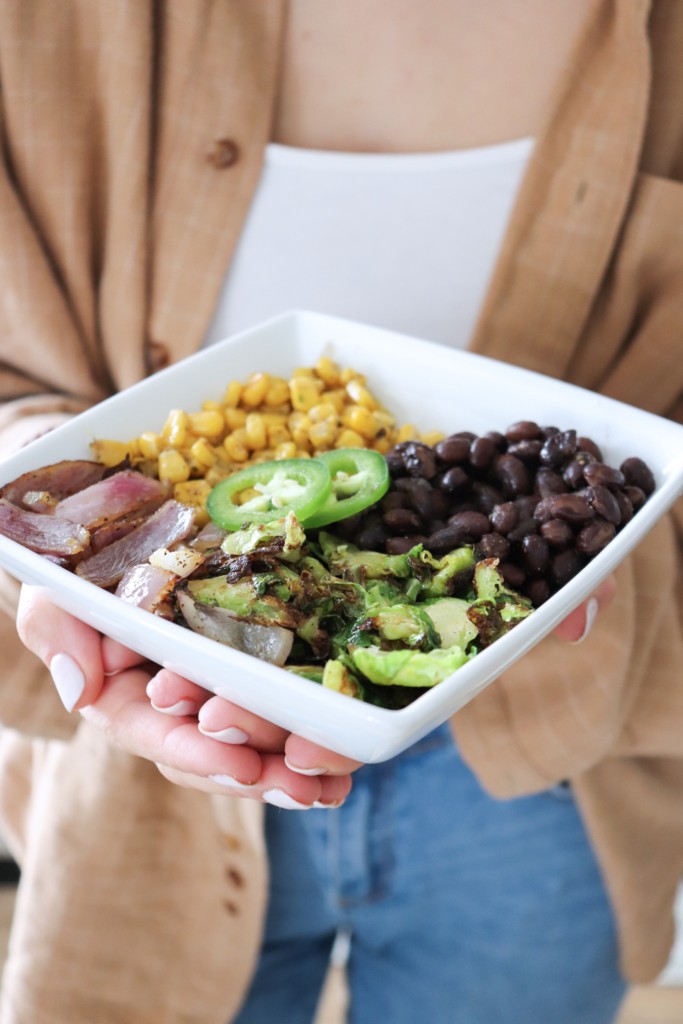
[1,310,682,761]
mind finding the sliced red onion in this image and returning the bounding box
[116,562,178,614]
[75,500,195,588]
[176,590,293,666]
[0,460,108,509]
[55,470,167,529]
[0,499,90,557]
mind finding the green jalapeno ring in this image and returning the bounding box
[206,458,331,531]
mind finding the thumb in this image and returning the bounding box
[17,584,105,712]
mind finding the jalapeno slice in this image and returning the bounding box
[206,458,331,531]
[304,449,390,528]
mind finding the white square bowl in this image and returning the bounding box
[0,310,682,762]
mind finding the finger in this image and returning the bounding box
[17,585,104,711]
[146,668,213,718]
[552,574,618,644]
[101,636,152,676]
[283,734,364,777]
[81,669,333,805]
[155,756,351,809]
[197,694,291,752]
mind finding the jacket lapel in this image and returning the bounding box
[469,0,652,382]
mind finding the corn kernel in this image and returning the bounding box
[173,479,212,507]
[291,366,316,378]
[396,423,420,442]
[201,399,222,412]
[288,411,312,447]
[315,356,341,386]
[162,409,190,448]
[336,428,365,448]
[188,409,225,439]
[268,423,292,448]
[244,413,267,450]
[241,373,270,407]
[421,430,446,446]
[343,405,378,439]
[264,378,291,407]
[340,367,366,386]
[89,439,132,467]
[224,407,247,431]
[138,432,161,459]
[274,442,298,460]
[189,438,217,468]
[158,448,190,483]
[289,376,322,412]
[308,419,338,449]
[323,388,347,413]
[345,379,377,409]
[222,381,242,408]
[223,430,250,462]
[373,436,392,454]
[309,402,339,423]
[235,486,261,505]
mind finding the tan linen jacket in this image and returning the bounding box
[0,2,682,1021]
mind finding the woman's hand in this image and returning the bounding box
[16,585,355,808]
[551,574,617,644]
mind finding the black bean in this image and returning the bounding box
[515,495,542,519]
[507,439,544,463]
[539,429,577,467]
[585,484,622,525]
[540,518,574,548]
[582,462,626,489]
[614,490,634,525]
[546,493,595,524]
[505,420,543,442]
[445,511,491,543]
[471,481,505,515]
[426,525,468,555]
[495,453,532,496]
[437,466,471,494]
[499,562,527,588]
[477,532,510,560]
[532,497,557,524]
[469,436,497,471]
[382,492,410,512]
[521,534,550,576]
[386,535,426,555]
[357,521,389,550]
[385,448,405,476]
[524,578,552,606]
[577,436,603,461]
[562,458,589,489]
[623,485,646,511]
[434,435,471,465]
[490,501,519,534]
[575,519,617,556]
[507,517,539,543]
[400,477,435,520]
[383,508,423,533]
[620,457,656,496]
[484,430,507,451]
[535,468,568,498]
[551,549,584,587]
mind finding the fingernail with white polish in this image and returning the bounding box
[151,699,197,717]
[207,774,256,789]
[284,757,326,776]
[262,789,312,810]
[199,725,250,745]
[312,800,344,809]
[49,653,85,712]
[572,596,599,645]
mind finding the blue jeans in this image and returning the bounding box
[233,724,626,1024]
